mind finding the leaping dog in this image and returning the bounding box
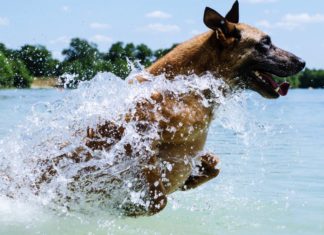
[34,1,305,216]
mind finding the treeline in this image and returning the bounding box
[0,38,323,88]
[0,38,176,88]
[275,69,324,89]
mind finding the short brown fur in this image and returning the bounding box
[35,1,305,216]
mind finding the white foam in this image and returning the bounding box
[0,69,230,212]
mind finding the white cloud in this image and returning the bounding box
[0,17,9,26]
[283,13,324,24]
[257,13,324,30]
[49,36,71,44]
[91,35,113,43]
[89,22,111,30]
[245,0,277,3]
[61,5,70,12]
[256,20,272,28]
[146,11,171,19]
[139,23,180,33]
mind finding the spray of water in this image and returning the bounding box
[0,68,237,214]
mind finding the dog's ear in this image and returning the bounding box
[225,0,239,23]
[204,7,229,34]
[204,7,238,39]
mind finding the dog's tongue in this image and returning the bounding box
[278,82,290,96]
[262,73,290,96]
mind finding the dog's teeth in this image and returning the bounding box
[254,71,263,80]
[275,87,280,93]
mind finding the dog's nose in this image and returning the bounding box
[299,59,306,69]
[301,60,306,69]
[293,57,306,71]
[297,58,306,70]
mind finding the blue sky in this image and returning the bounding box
[0,0,323,68]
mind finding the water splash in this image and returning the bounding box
[0,70,231,213]
[0,74,318,235]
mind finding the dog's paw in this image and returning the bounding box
[200,154,220,173]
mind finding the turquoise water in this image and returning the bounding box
[0,88,323,235]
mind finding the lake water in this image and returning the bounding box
[0,84,323,234]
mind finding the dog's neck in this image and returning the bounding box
[147,31,228,80]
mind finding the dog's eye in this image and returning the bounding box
[261,36,272,46]
[256,36,272,52]
[232,27,241,41]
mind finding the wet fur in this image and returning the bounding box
[35,1,305,216]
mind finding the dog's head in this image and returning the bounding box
[204,1,305,98]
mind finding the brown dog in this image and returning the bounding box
[35,1,305,216]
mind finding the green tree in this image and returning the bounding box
[105,42,125,62]
[135,44,153,67]
[299,69,324,88]
[18,45,59,77]
[124,43,136,59]
[0,43,19,64]
[102,42,156,78]
[102,42,131,78]
[0,44,32,88]
[0,52,14,87]
[11,59,33,88]
[96,60,114,73]
[60,38,101,83]
[62,38,99,63]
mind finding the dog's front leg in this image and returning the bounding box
[121,155,168,217]
[180,153,220,191]
[143,156,168,215]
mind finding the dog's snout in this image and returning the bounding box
[299,58,306,70]
[294,57,306,71]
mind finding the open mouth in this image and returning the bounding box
[252,71,290,96]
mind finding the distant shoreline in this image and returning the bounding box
[1,39,323,89]
[30,78,58,89]
[16,78,324,90]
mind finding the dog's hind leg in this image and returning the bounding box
[180,153,220,191]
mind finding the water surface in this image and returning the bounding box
[0,87,323,235]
